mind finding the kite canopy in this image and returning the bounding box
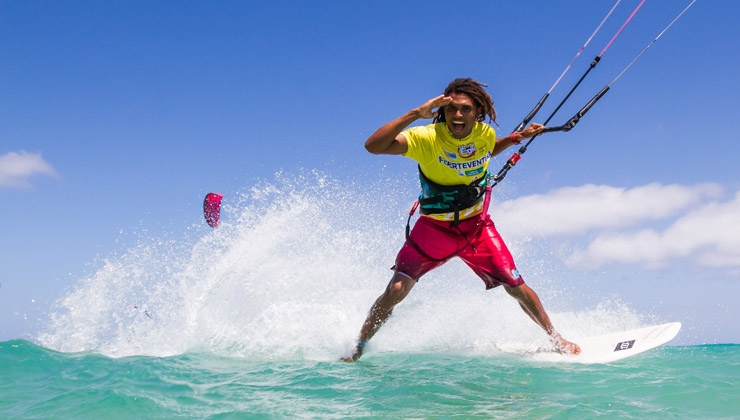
[203,192,223,228]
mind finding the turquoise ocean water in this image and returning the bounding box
[2,340,738,419]
[3,174,738,418]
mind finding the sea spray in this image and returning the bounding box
[39,171,404,357]
[38,170,649,359]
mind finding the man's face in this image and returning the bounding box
[443,92,479,139]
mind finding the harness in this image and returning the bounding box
[417,166,489,226]
[404,167,493,262]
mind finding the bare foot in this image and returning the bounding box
[340,345,363,362]
[552,333,582,355]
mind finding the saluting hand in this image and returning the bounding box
[413,95,453,120]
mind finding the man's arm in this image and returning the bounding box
[364,111,415,155]
[365,95,452,155]
[491,123,546,158]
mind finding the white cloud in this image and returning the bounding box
[566,191,740,269]
[0,151,57,188]
[493,183,740,270]
[494,183,723,237]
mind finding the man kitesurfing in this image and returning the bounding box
[342,78,581,362]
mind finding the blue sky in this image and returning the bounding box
[3,0,740,345]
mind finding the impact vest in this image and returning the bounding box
[417,166,489,225]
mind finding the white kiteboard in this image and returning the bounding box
[532,322,681,364]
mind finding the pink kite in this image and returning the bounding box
[203,192,223,228]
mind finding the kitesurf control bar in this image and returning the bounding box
[492,0,644,186]
[542,0,697,135]
[541,85,610,134]
[511,0,622,133]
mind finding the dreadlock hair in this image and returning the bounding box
[433,78,498,126]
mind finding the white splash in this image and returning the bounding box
[38,170,648,359]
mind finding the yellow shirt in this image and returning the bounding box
[402,122,497,221]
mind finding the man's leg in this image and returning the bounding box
[342,272,417,362]
[343,216,454,362]
[461,216,581,355]
[504,284,581,355]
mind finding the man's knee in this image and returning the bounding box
[387,278,408,295]
[385,272,415,299]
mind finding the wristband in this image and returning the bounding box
[510,132,522,145]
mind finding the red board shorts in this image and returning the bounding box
[394,213,525,289]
